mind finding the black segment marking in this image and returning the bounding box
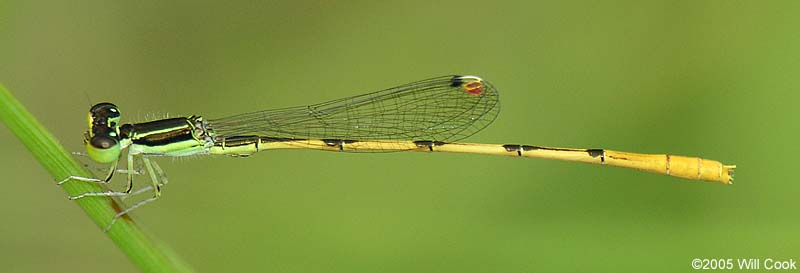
[502,144,523,156]
[322,139,339,147]
[587,149,605,163]
[321,139,357,145]
[413,140,446,147]
[505,145,605,159]
[260,137,304,143]
[414,140,446,151]
[322,139,357,151]
[221,136,259,147]
[521,146,589,152]
[521,145,541,151]
[502,144,521,152]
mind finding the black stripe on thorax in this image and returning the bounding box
[125,118,197,147]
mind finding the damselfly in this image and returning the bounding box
[59,75,735,230]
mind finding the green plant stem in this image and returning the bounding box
[0,84,195,273]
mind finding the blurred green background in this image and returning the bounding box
[1,1,798,272]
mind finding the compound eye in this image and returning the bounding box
[86,135,121,163]
[90,102,118,113]
[90,102,121,122]
[90,135,118,149]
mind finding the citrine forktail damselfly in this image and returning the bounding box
[59,75,736,230]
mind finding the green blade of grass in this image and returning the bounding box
[0,83,195,273]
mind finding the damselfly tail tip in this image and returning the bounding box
[724,165,736,185]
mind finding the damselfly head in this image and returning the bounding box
[88,103,120,130]
[85,102,122,163]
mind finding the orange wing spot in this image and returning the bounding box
[463,81,484,96]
